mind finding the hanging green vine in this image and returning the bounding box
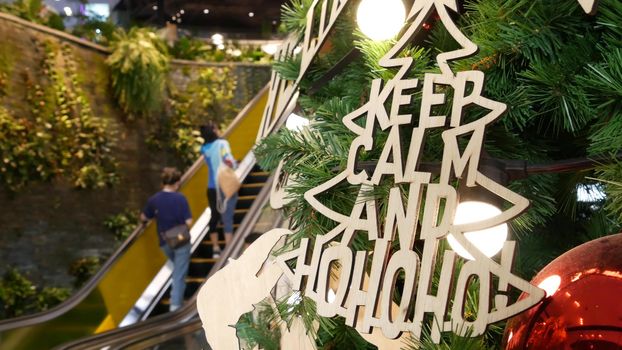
[0,40,117,192]
[103,209,139,241]
[106,28,169,117]
[146,65,239,168]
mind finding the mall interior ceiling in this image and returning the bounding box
[114,0,286,38]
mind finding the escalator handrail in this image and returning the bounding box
[113,319,204,350]
[0,84,270,333]
[54,171,276,350]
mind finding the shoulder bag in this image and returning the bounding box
[162,224,190,249]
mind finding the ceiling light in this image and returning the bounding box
[152,5,157,10]
[203,9,209,14]
[356,0,405,41]
[211,33,224,45]
[446,201,508,260]
[261,43,279,55]
[177,18,181,23]
[172,16,176,20]
[180,9,184,14]
[248,12,254,17]
[63,6,72,16]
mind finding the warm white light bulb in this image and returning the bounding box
[285,113,309,131]
[327,289,336,303]
[447,201,508,260]
[356,0,405,41]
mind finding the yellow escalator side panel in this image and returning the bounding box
[228,89,269,160]
[97,225,167,326]
[181,163,209,222]
[94,314,116,334]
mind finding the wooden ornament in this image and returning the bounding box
[196,229,291,350]
[279,316,317,350]
[278,0,549,345]
[578,0,598,14]
[270,160,298,210]
[198,0,600,348]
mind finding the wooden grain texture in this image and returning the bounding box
[196,229,291,350]
[289,0,547,344]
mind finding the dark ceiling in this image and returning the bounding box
[115,0,286,38]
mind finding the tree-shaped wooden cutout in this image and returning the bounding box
[280,0,546,344]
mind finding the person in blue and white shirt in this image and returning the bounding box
[200,122,238,258]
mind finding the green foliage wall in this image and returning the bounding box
[0,14,271,316]
[106,28,169,117]
[0,268,70,319]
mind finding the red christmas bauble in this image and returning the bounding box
[503,233,622,350]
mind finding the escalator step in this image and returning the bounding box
[216,223,239,230]
[238,195,257,201]
[247,171,269,182]
[191,258,218,263]
[200,240,227,245]
[186,277,207,283]
[241,183,264,189]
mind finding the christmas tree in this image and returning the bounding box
[245,0,622,348]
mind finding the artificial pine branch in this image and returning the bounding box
[280,0,315,35]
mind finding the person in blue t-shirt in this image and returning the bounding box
[200,122,238,258]
[141,167,193,312]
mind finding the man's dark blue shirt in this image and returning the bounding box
[143,191,192,246]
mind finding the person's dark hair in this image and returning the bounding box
[200,122,219,144]
[161,167,182,185]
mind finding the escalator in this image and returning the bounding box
[55,169,283,350]
[0,86,269,350]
